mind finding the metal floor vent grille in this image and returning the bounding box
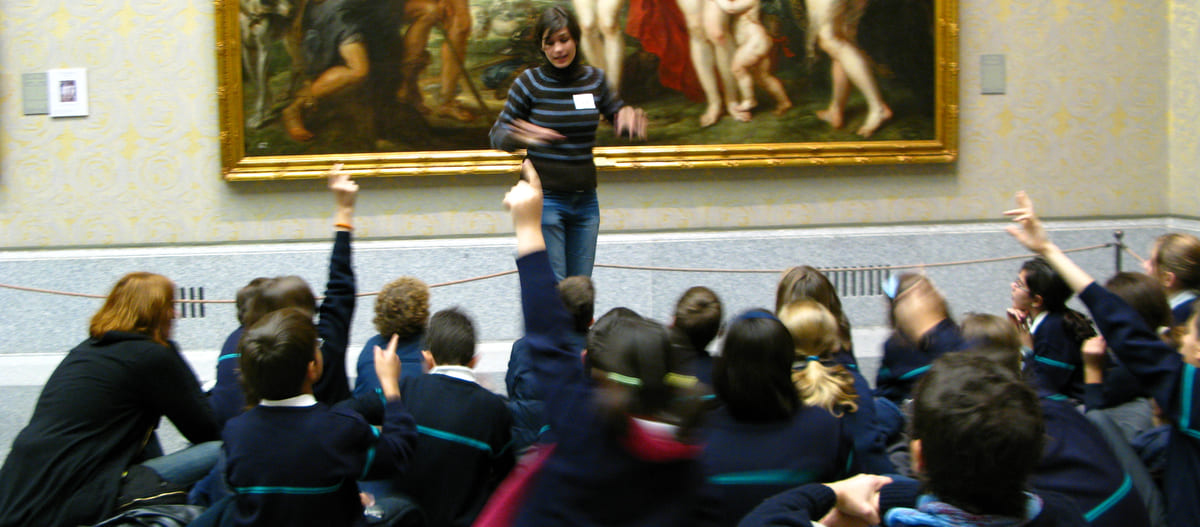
[823,266,890,298]
[177,287,205,318]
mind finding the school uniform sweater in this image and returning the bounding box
[352,332,424,398]
[1026,311,1086,401]
[222,395,417,527]
[669,326,715,386]
[695,404,853,526]
[512,250,703,527]
[736,480,1087,527]
[1077,282,1200,527]
[490,64,623,193]
[875,320,966,404]
[0,332,220,527]
[349,371,515,527]
[208,230,357,423]
[506,331,587,450]
[843,365,895,474]
[211,326,246,427]
[1033,391,1149,526]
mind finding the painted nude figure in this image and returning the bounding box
[572,0,627,92]
[714,0,791,115]
[807,0,891,137]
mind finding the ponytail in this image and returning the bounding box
[792,359,859,417]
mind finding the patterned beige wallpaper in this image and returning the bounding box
[0,0,1172,248]
[1171,0,1199,215]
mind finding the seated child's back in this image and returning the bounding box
[222,308,417,527]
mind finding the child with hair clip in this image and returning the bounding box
[1006,191,1200,527]
[500,161,706,526]
[874,273,966,406]
[1008,257,1097,402]
[696,308,853,526]
[780,300,893,474]
[670,286,723,386]
[1144,233,1200,326]
[776,266,856,368]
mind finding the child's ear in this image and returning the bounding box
[1163,270,1179,290]
[308,349,324,383]
[909,439,925,475]
[1031,294,1045,309]
[422,350,434,372]
[468,355,479,369]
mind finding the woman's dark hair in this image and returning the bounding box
[1021,258,1096,343]
[586,308,705,439]
[713,310,799,422]
[776,266,853,353]
[238,307,318,404]
[241,276,317,329]
[912,353,1044,517]
[534,6,581,66]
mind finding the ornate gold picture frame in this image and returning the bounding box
[217,0,957,181]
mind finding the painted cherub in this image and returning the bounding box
[713,0,792,116]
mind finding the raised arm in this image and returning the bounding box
[1003,191,1094,293]
[314,164,358,404]
[505,162,591,437]
[1005,191,1181,411]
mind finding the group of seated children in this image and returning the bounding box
[7,163,1200,527]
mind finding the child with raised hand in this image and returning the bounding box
[204,311,418,526]
[1005,191,1200,527]
[1008,256,1096,402]
[502,161,706,526]
[208,164,361,420]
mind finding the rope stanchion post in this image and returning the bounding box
[1113,230,1125,273]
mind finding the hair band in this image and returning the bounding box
[734,310,778,323]
[664,372,698,389]
[882,274,901,299]
[792,356,823,371]
[606,371,643,387]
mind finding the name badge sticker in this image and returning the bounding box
[573,93,596,110]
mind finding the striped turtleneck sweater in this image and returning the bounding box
[490,64,623,193]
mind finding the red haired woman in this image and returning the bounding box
[0,272,220,527]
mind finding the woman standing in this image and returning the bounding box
[0,273,220,527]
[490,5,647,281]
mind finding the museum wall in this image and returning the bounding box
[0,0,1171,249]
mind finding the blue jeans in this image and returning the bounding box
[541,190,600,281]
[140,440,221,485]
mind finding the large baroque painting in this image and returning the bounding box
[217,0,957,180]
